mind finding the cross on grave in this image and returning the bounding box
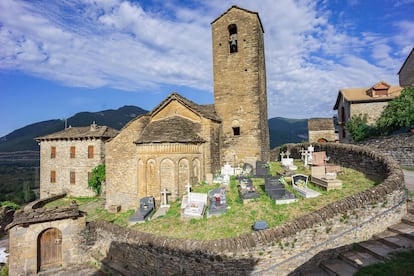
[301,149,309,166]
[307,145,314,165]
[161,188,171,208]
[280,151,286,161]
[286,150,291,159]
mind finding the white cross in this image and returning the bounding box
[161,188,170,207]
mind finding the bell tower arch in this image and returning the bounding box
[211,6,270,167]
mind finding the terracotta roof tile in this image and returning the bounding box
[35,123,119,141]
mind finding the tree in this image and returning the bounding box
[377,86,414,134]
[88,164,105,196]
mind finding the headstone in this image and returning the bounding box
[292,174,321,198]
[207,187,227,217]
[182,192,208,218]
[264,176,297,204]
[238,177,260,202]
[128,196,155,224]
[221,162,234,185]
[253,220,268,231]
[312,151,327,166]
[242,163,254,176]
[255,161,270,177]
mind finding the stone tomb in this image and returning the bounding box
[265,176,298,205]
[310,151,343,191]
[255,161,270,177]
[237,177,260,203]
[181,192,208,218]
[128,196,155,224]
[207,187,227,217]
[292,174,321,198]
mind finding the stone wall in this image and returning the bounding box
[353,133,414,167]
[85,143,407,275]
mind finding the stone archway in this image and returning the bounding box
[317,138,328,143]
[160,158,176,200]
[37,227,62,271]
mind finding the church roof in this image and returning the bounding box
[135,116,205,144]
[151,92,221,122]
[35,123,119,141]
[308,118,335,131]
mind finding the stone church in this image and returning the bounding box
[105,6,270,211]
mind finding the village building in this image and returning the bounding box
[105,6,270,211]
[333,81,403,143]
[398,47,414,87]
[35,123,118,198]
[308,118,338,143]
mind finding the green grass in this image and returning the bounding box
[44,161,378,240]
[402,166,414,171]
[355,249,414,275]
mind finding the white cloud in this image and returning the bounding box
[0,0,412,121]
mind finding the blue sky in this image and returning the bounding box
[1,0,413,137]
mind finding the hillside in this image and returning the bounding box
[268,117,308,148]
[0,106,148,152]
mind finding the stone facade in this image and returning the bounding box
[308,118,338,143]
[83,143,406,275]
[398,48,414,87]
[105,6,270,211]
[7,206,86,275]
[36,123,118,198]
[212,6,270,165]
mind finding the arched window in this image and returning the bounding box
[228,24,238,53]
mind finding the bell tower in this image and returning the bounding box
[211,6,270,167]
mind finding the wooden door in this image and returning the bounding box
[38,228,62,270]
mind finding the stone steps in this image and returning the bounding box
[300,200,414,275]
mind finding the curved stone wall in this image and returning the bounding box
[85,143,407,275]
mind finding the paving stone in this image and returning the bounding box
[300,267,330,276]
[320,259,358,276]
[402,212,414,226]
[388,222,414,239]
[340,249,381,268]
[374,230,414,249]
[358,240,395,261]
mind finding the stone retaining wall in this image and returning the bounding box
[85,143,407,275]
[353,133,414,167]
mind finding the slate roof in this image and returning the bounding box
[308,118,334,131]
[135,116,205,144]
[333,82,403,110]
[151,92,221,123]
[35,123,119,141]
[398,47,414,75]
[211,5,264,33]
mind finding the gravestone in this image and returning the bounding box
[238,177,260,203]
[255,161,270,177]
[182,192,207,218]
[221,162,234,185]
[243,163,254,176]
[160,188,171,208]
[207,187,227,217]
[265,176,297,204]
[253,220,268,231]
[292,174,321,198]
[128,196,155,224]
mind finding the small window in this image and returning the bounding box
[50,171,56,183]
[233,127,240,136]
[70,146,76,158]
[228,24,238,53]
[88,145,94,159]
[70,171,76,185]
[51,146,56,158]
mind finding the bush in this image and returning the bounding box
[346,114,374,141]
[88,164,105,195]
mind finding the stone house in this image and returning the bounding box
[105,5,270,211]
[35,123,118,198]
[398,47,414,87]
[6,205,85,275]
[308,118,338,143]
[333,81,403,143]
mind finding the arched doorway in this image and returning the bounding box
[37,227,62,271]
[317,138,328,143]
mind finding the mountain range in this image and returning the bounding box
[0,106,308,153]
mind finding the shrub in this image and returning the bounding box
[88,164,105,195]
